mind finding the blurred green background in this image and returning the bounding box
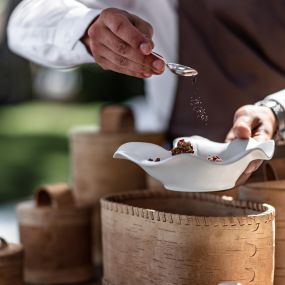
[0,0,144,202]
[0,102,100,201]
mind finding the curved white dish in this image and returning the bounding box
[113,136,275,192]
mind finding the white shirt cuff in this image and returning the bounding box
[265,89,285,109]
[54,7,100,62]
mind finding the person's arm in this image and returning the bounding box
[225,89,285,186]
[226,89,285,144]
[7,0,165,76]
[7,0,101,68]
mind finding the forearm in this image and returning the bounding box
[7,0,100,68]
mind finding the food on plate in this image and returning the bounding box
[171,139,194,155]
[208,155,222,162]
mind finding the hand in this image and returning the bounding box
[225,104,277,186]
[81,8,165,78]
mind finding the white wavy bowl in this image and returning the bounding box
[113,136,275,192]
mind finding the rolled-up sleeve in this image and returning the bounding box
[7,0,101,68]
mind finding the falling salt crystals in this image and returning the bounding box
[190,96,208,124]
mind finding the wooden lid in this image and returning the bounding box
[17,184,91,226]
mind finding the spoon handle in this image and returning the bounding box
[151,51,167,63]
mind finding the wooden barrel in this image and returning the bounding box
[70,105,165,265]
[0,237,23,285]
[101,190,275,285]
[17,183,93,284]
[239,180,285,285]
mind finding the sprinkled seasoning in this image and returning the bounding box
[208,155,222,162]
[171,139,194,155]
[190,96,209,123]
[190,77,208,124]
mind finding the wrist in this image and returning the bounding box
[81,31,91,54]
[80,16,99,55]
[255,99,285,142]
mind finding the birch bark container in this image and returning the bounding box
[239,180,285,285]
[17,183,93,284]
[70,105,165,265]
[0,237,23,285]
[101,190,275,285]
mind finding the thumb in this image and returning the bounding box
[232,116,254,139]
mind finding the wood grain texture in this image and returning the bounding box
[239,180,285,285]
[101,190,275,285]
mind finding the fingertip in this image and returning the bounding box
[152,60,165,73]
[140,42,152,55]
[143,72,152,78]
[233,121,251,139]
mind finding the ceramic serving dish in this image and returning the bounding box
[113,136,275,192]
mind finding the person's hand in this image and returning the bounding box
[81,8,165,78]
[225,104,277,186]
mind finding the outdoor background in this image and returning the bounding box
[0,0,144,202]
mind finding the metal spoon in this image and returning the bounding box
[152,51,198,77]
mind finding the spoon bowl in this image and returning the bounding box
[152,52,198,77]
[167,62,198,77]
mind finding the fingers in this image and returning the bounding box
[235,160,263,187]
[232,110,257,139]
[235,172,252,187]
[244,160,263,175]
[90,27,164,73]
[132,14,154,46]
[92,43,153,77]
[86,8,165,78]
[226,105,277,142]
[100,8,152,55]
[225,108,254,142]
[96,56,151,79]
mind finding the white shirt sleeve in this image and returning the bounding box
[7,0,102,68]
[266,89,285,109]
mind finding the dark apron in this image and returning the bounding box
[169,0,285,142]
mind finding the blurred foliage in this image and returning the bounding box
[79,65,144,103]
[0,101,101,135]
[0,102,100,202]
[0,135,68,201]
